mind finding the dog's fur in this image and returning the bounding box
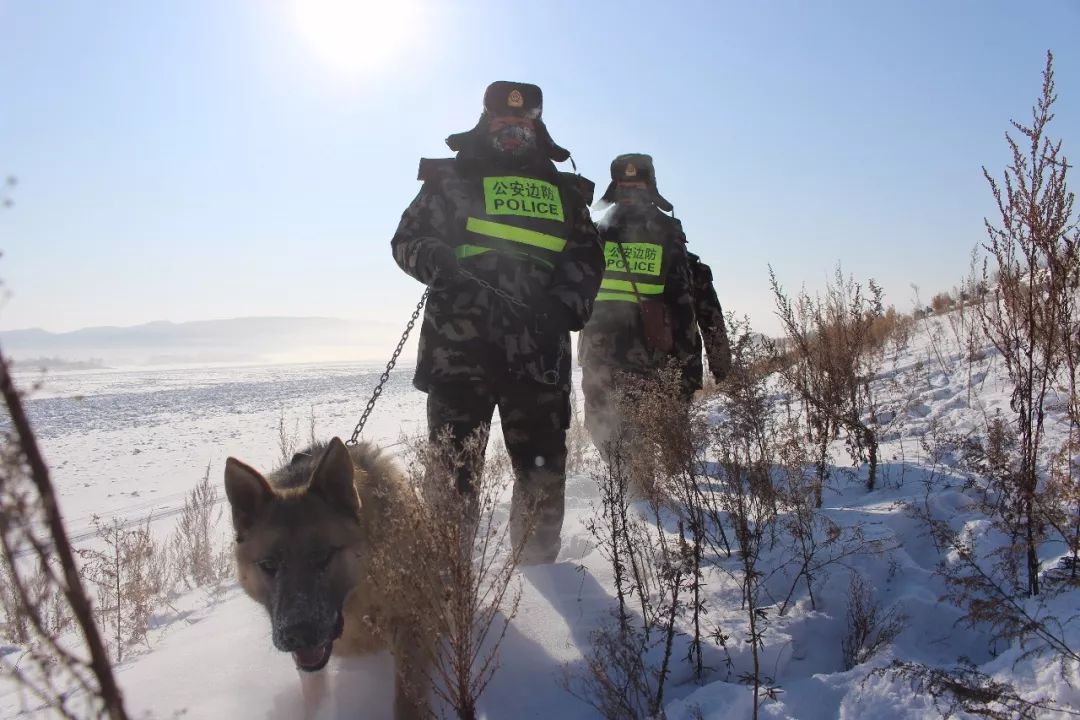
[224,437,429,720]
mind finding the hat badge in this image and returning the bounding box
[508,89,524,108]
[624,163,638,178]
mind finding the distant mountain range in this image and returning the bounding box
[0,317,407,368]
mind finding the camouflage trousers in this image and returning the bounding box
[426,380,570,565]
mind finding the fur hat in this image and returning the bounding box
[599,153,673,212]
[445,81,570,163]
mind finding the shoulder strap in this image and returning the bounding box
[613,241,645,304]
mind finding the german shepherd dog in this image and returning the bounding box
[224,437,429,719]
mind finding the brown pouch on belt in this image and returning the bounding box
[639,298,674,353]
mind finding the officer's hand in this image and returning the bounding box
[429,244,460,290]
[533,302,574,338]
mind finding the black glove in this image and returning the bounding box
[532,302,575,338]
[428,244,460,291]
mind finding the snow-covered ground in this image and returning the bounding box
[3,315,1079,719]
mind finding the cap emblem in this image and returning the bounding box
[508,90,524,108]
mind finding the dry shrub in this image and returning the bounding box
[769,264,890,497]
[2,430,260,716]
[912,494,1079,667]
[572,317,792,720]
[950,263,991,358]
[570,508,694,720]
[626,365,718,683]
[840,572,907,670]
[1,562,34,645]
[565,622,657,720]
[379,429,528,720]
[78,515,171,662]
[708,351,786,717]
[872,660,1073,719]
[913,411,1080,667]
[571,314,904,720]
[567,365,709,719]
[975,50,1080,598]
[276,406,319,466]
[774,432,895,617]
[0,348,129,719]
[930,292,956,315]
[170,463,230,590]
[1045,432,1080,586]
[585,432,647,639]
[0,560,73,645]
[868,306,914,358]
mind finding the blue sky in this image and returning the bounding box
[1,0,1077,339]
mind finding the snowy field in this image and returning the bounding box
[2,316,1080,719]
[14,361,428,549]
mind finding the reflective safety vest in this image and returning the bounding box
[455,175,570,270]
[596,224,669,303]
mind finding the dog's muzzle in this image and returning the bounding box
[289,611,345,673]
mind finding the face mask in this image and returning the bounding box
[488,118,538,157]
[614,182,651,206]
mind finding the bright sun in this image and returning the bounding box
[292,0,419,74]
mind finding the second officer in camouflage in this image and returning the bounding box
[578,153,701,454]
[391,81,603,564]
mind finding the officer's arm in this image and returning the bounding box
[692,259,732,382]
[548,184,604,331]
[391,184,453,288]
[665,228,699,363]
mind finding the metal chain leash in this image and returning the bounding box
[458,268,528,310]
[347,289,429,445]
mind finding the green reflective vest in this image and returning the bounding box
[596,225,669,303]
[454,175,570,270]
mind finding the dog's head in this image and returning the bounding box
[224,437,365,672]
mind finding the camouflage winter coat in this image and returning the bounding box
[687,251,732,384]
[392,154,603,392]
[578,204,699,386]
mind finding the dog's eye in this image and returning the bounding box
[257,557,279,576]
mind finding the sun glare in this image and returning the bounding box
[292,0,419,74]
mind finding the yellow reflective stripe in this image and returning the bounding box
[596,291,639,303]
[465,217,567,252]
[455,242,555,269]
[455,244,492,259]
[600,278,664,295]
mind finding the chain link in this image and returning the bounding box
[458,268,528,310]
[347,289,429,445]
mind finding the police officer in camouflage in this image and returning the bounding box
[578,153,720,454]
[391,81,603,564]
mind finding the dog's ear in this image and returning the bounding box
[224,458,274,534]
[308,437,361,518]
